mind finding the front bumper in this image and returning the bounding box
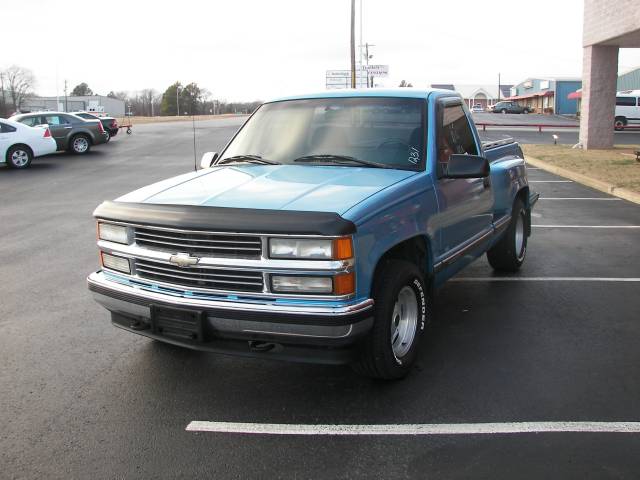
[87,271,374,364]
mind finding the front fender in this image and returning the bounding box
[345,174,438,298]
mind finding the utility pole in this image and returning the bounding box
[176,85,181,116]
[359,0,363,66]
[363,43,375,87]
[64,79,68,112]
[350,0,356,88]
[498,72,501,102]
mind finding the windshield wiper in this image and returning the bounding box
[217,154,280,165]
[293,154,391,169]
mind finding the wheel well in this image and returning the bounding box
[516,186,531,235]
[7,143,33,160]
[372,236,432,293]
[71,132,93,144]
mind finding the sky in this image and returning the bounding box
[2,0,640,101]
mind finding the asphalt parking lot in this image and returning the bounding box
[1,117,639,479]
[471,112,640,145]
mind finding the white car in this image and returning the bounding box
[0,118,57,169]
[614,90,640,130]
[470,104,484,113]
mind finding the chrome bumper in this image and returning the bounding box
[87,271,374,341]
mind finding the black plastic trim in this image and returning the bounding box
[94,201,356,236]
[111,313,358,365]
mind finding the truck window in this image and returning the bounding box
[437,103,478,176]
[219,97,426,171]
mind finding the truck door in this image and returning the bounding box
[433,98,493,268]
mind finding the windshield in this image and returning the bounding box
[218,97,426,170]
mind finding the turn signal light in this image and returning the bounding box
[333,272,355,295]
[333,238,353,260]
[43,128,51,138]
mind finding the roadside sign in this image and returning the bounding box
[364,64,389,77]
[325,69,368,89]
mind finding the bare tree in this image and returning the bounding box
[0,71,6,117]
[3,65,36,112]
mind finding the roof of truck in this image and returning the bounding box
[269,88,460,103]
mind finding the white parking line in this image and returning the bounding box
[532,225,640,228]
[539,198,621,201]
[529,180,573,183]
[451,277,640,282]
[185,421,640,435]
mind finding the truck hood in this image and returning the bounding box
[117,164,416,214]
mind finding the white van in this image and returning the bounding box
[614,90,640,130]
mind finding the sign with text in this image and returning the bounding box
[364,64,389,77]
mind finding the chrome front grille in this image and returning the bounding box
[134,227,262,259]
[135,259,264,293]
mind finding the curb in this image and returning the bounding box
[525,155,640,205]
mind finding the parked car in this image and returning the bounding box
[10,112,108,154]
[491,101,531,114]
[614,90,640,130]
[470,103,484,113]
[87,89,538,379]
[74,112,119,141]
[0,118,57,169]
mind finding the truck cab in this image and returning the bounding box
[88,89,537,379]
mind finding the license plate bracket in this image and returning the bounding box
[150,305,204,342]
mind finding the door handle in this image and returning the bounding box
[63,126,73,129]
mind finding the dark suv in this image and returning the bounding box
[10,112,108,154]
[491,101,531,114]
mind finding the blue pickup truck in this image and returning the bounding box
[88,89,538,379]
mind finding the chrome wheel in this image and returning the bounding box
[515,210,526,261]
[73,136,89,153]
[11,149,30,167]
[390,286,418,359]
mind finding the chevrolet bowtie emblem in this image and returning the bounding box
[169,253,200,268]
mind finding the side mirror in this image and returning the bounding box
[444,154,490,178]
[199,151,218,169]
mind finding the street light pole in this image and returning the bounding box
[176,85,181,116]
[350,0,356,88]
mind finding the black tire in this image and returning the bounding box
[352,260,429,380]
[6,145,33,169]
[487,197,528,272]
[523,109,530,114]
[104,130,111,142]
[69,134,91,155]
[501,109,507,114]
[614,117,626,131]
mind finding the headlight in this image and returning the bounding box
[98,222,130,244]
[269,237,353,260]
[271,275,333,294]
[100,252,131,274]
[271,272,354,295]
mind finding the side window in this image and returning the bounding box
[44,115,64,125]
[0,122,17,133]
[616,97,636,107]
[437,103,478,176]
[20,116,40,127]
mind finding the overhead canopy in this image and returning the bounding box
[507,91,555,100]
[567,90,582,100]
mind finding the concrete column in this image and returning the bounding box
[579,45,619,149]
